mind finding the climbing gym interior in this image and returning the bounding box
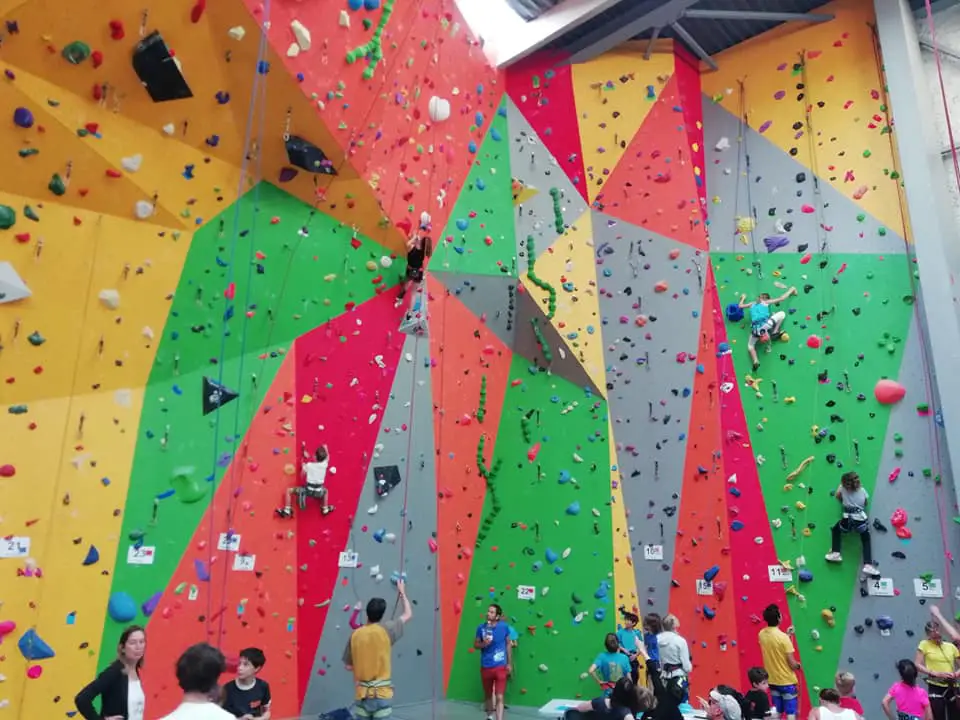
[0,0,957,716]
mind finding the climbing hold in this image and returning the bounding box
[108,592,138,623]
[141,591,163,617]
[654,281,669,293]
[109,19,125,40]
[82,545,100,566]
[703,565,720,583]
[0,464,15,477]
[0,205,15,230]
[18,629,55,661]
[48,174,66,196]
[134,200,155,220]
[874,379,906,405]
[291,19,312,51]
[190,0,206,23]
[121,154,143,173]
[99,289,121,310]
[171,467,205,503]
[429,96,451,123]
[13,107,34,129]
[806,335,822,349]
[62,41,92,64]
[0,620,16,643]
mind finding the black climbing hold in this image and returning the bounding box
[891,551,906,559]
[795,172,806,183]
[873,519,888,533]
[854,625,864,634]
[797,243,808,252]
[202,377,239,415]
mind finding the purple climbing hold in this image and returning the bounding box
[763,235,790,252]
[141,591,163,617]
[194,559,211,582]
[13,107,34,129]
[278,167,299,183]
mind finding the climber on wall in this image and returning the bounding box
[737,286,797,371]
[397,212,433,304]
[824,471,880,578]
[275,443,333,519]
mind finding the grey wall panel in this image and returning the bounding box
[834,317,960,702]
[700,96,907,256]
[302,333,441,715]
[431,271,518,351]
[592,211,704,610]
[506,97,590,274]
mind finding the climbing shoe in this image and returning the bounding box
[824,552,842,563]
[752,362,760,372]
[275,507,293,519]
[862,564,880,577]
[321,504,336,516]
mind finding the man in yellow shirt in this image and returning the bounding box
[343,580,413,719]
[758,604,802,720]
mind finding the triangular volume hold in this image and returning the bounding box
[505,97,589,275]
[202,377,239,415]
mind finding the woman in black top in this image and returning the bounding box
[397,217,433,301]
[75,625,147,720]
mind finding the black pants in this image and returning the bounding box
[646,659,664,696]
[831,518,873,564]
[928,683,956,720]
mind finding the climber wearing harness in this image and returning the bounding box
[397,212,433,304]
[738,287,797,371]
[275,443,333,519]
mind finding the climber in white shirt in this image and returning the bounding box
[276,443,334,518]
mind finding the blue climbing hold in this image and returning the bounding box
[594,582,609,599]
[364,0,381,8]
[468,140,477,154]
[348,0,363,9]
[718,342,730,354]
[18,628,55,661]
[566,501,580,516]
[456,218,469,231]
[532,561,543,572]
[725,304,744,322]
[107,592,138,623]
[593,608,606,621]
[490,128,502,142]
[82,545,100,566]
[13,107,34,129]
[731,520,744,531]
[545,548,558,564]
[558,470,571,484]
[798,569,814,583]
[475,111,484,127]
[476,178,486,191]
[194,559,211,582]
[703,607,716,619]
[703,565,720,582]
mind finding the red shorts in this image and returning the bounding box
[481,666,508,696]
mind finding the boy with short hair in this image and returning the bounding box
[475,603,512,720]
[221,648,271,719]
[738,286,797,371]
[616,610,644,684]
[161,643,235,719]
[744,667,771,719]
[835,670,864,715]
[758,604,802,720]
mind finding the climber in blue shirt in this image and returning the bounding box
[738,286,797,371]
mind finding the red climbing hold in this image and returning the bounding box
[15,233,30,243]
[0,464,15,477]
[91,50,103,69]
[109,19,125,40]
[874,379,906,405]
[800,253,812,265]
[190,0,207,23]
[224,282,236,300]
[105,169,122,178]
[527,443,541,463]
[806,335,822,349]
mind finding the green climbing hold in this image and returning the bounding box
[856,213,865,222]
[62,41,92,64]
[171,467,206,503]
[18,148,39,158]
[922,467,932,477]
[893,433,903,442]
[863,149,872,158]
[27,331,45,346]
[48,174,66,196]
[23,205,39,221]
[0,204,15,230]
[878,227,887,236]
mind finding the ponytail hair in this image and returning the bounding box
[897,658,919,686]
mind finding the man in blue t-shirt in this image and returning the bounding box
[475,604,512,720]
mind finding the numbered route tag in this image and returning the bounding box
[0,536,30,558]
[696,579,714,596]
[915,578,944,599]
[868,578,894,597]
[217,533,241,552]
[338,551,359,568]
[767,565,793,583]
[643,544,664,561]
[127,545,156,565]
[517,585,536,601]
[233,554,256,572]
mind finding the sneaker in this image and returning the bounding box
[824,552,842,563]
[275,507,293,519]
[862,563,880,577]
[752,362,760,372]
[321,505,336,516]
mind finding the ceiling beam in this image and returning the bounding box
[682,9,834,23]
[565,0,703,65]
[644,26,662,59]
[670,20,718,71]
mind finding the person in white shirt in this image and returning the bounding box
[276,443,334,518]
[658,614,693,703]
[160,643,235,720]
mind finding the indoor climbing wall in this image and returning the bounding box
[0,0,957,717]
[701,0,959,706]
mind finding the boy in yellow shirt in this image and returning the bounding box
[757,604,802,720]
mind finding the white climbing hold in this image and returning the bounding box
[561,548,571,559]
[369,565,380,577]
[228,25,246,41]
[121,154,143,173]
[428,96,451,123]
[134,200,154,220]
[291,19,311,51]
[0,262,31,304]
[114,389,133,408]
[142,326,154,340]
[161,123,176,136]
[286,43,300,58]
[715,137,730,151]
[373,354,386,369]
[384,533,396,543]
[380,256,393,268]
[367,504,379,515]
[404,353,413,362]
[98,289,120,310]
[339,10,350,27]
[572,453,582,463]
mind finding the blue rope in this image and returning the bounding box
[203,0,273,636]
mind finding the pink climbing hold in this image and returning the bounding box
[888,467,901,484]
[801,204,816,214]
[806,335,822,349]
[26,665,42,679]
[224,282,235,300]
[527,443,541,463]
[874,379,906,405]
[0,464,15,477]
[427,538,438,553]
[800,253,812,265]
[0,620,15,642]
[654,281,669,293]
[668,249,681,260]
[675,352,687,364]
